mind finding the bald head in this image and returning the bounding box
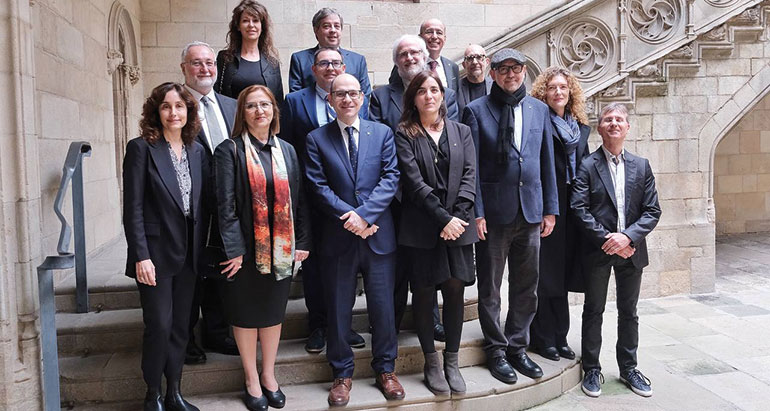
[419,18,446,60]
[463,44,489,83]
[329,73,363,124]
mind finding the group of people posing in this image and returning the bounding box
[122,1,663,411]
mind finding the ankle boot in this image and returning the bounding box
[143,386,165,411]
[423,351,450,394]
[164,379,199,411]
[444,351,466,393]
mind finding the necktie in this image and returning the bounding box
[611,156,619,165]
[346,126,358,179]
[428,60,438,73]
[201,96,226,150]
[325,98,336,123]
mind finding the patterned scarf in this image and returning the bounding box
[242,133,295,281]
[489,82,527,164]
[550,109,581,184]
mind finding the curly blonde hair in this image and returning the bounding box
[530,66,588,125]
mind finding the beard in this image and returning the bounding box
[190,76,215,91]
[398,62,425,84]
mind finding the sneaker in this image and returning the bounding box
[620,369,653,397]
[581,369,604,397]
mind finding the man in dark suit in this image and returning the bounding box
[457,44,492,115]
[305,74,404,406]
[462,48,558,384]
[288,8,371,95]
[180,41,238,363]
[281,47,367,354]
[571,103,661,399]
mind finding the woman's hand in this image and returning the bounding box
[135,259,157,286]
[295,250,310,262]
[440,217,469,241]
[221,255,244,279]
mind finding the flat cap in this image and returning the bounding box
[490,48,526,68]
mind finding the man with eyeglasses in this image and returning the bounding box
[305,73,403,406]
[462,48,558,385]
[281,47,369,355]
[179,41,239,364]
[457,44,492,114]
[288,8,371,95]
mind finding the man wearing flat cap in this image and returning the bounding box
[462,48,558,384]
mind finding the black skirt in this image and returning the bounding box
[405,242,475,289]
[222,262,292,328]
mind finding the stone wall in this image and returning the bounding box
[139,0,561,92]
[713,92,770,235]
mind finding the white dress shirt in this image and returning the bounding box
[336,117,360,154]
[428,57,448,88]
[185,85,230,153]
[513,103,523,151]
[602,145,626,232]
[314,85,332,127]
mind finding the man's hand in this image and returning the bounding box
[540,215,556,238]
[295,250,310,262]
[135,259,157,286]
[359,224,379,239]
[616,246,636,259]
[441,217,468,241]
[340,210,369,235]
[602,233,632,255]
[476,217,487,241]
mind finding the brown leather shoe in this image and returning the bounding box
[375,372,405,400]
[328,377,352,406]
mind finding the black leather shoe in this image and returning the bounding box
[243,385,268,411]
[532,346,560,361]
[165,380,199,411]
[348,330,366,349]
[487,356,517,384]
[433,323,446,342]
[507,352,543,379]
[557,345,576,360]
[305,328,325,353]
[184,341,207,365]
[202,336,239,356]
[260,384,285,408]
[143,387,164,411]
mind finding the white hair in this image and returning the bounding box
[391,34,428,64]
[181,41,215,61]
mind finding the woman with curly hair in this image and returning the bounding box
[123,82,207,411]
[215,0,284,105]
[528,66,591,363]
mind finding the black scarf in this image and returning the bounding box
[489,82,527,164]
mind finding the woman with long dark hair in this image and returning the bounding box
[395,70,478,395]
[123,82,206,411]
[528,66,591,362]
[215,85,311,410]
[215,0,284,105]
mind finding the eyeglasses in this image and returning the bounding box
[330,89,362,100]
[315,60,344,69]
[187,60,215,69]
[494,64,524,75]
[245,101,273,111]
[422,29,444,37]
[397,49,423,60]
[464,54,487,62]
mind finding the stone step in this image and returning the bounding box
[60,319,516,404]
[56,286,479,356]
[64,357,580,410]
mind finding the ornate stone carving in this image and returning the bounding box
[546,30,556,50]
[705,0,738,7]
[669,43,694,58]
[120,64,142,86]
[107,49,124,75]
[635,62,662,77]
[629,0,683,43]
[703,24,727,41]
[600,79,627,97]
[557,18,615,81]
[731,6,760,24]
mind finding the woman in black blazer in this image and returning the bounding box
[528,66,591,362]
[123,82,206,411]
[395,70,478,395]
[215,85,311,411]
[215,0,284,106]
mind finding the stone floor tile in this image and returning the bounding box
[681,334,770,361]
[644,343,710,362]
[642,313,720,339]
[690,371,770,411]
[724,356,770,385]
[664,357,736,376]
[664,301,721,319]
[716,304,770,317]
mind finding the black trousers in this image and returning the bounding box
[188,276,229,345]
[581,254,642,373]
[530,295,570,348]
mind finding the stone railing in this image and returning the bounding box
[478,0,767,120]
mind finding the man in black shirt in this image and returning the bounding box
[457,44,492,115]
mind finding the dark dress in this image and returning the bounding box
[214,134,311,328]
[215,50,284,105]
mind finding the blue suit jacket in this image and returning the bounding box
[462,95,558,224]
[288,46,372,95]
[304,119,400,256]
[280,86,369,169]
[369,76,459,133]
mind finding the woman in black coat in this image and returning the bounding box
[395,70,478,395]
[215,84,310,411]
[528,66,591,362]
[123,82,206,411]
[215,0,284,106]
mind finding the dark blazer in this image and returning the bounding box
[214,136,312,265]
[387,56,460,94]
[570,147,661,269]
[123,137,207,278]
[457,77,493,115]
[540,123,590,295]
[280,86,370,169]
[288,46,371,95]
[214,50,284,105]
[194,92,237,155]
[462,95,558,224]
[304,119,400,256]
[395,120,478,248]
[370,75,460,132]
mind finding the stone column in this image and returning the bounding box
[0,0,44,409]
